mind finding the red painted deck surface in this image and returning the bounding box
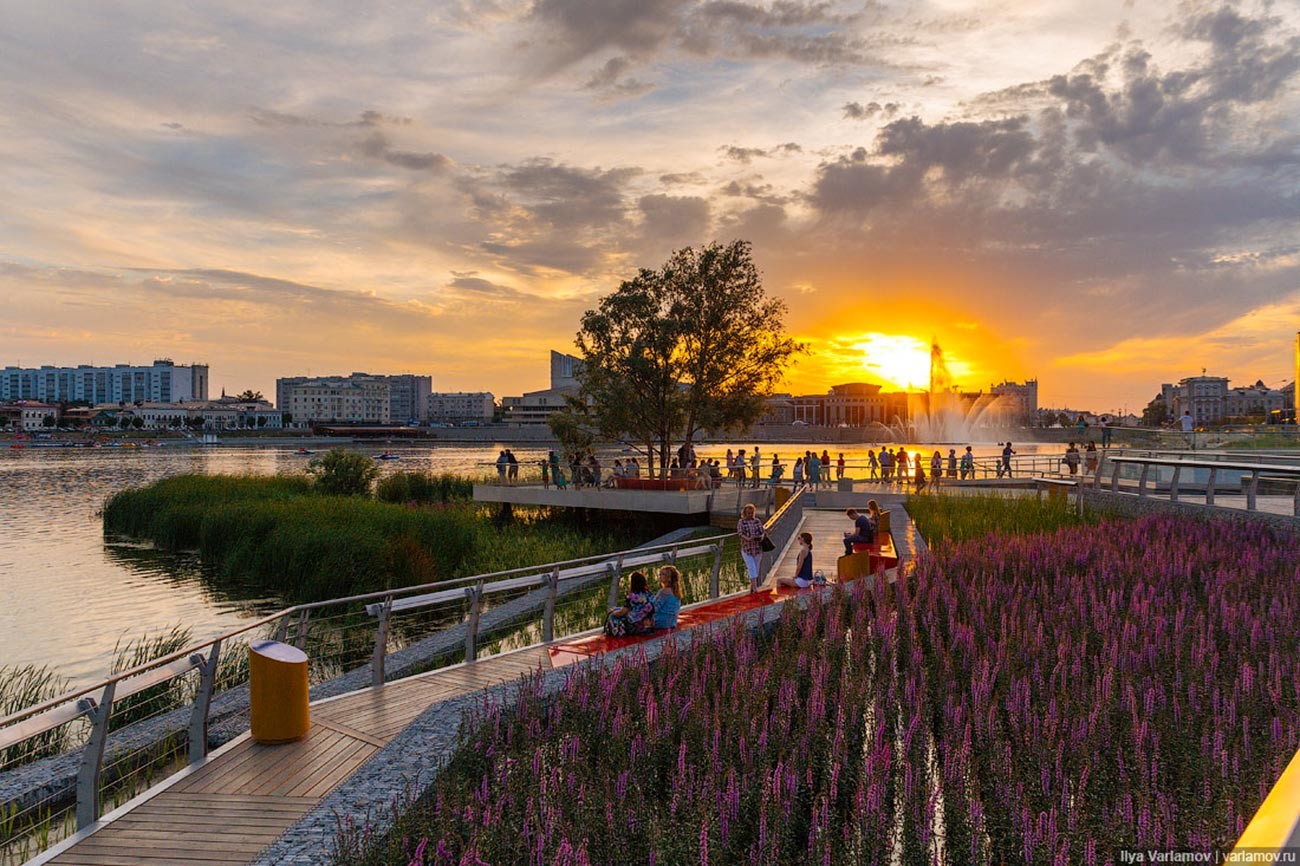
[546,548,896,667]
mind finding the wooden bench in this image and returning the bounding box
[838,511,898,580]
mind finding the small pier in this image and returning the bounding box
[473,482,774,521]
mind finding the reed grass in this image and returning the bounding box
[905,490,1101,549]
[0,666,71,767]
[103,475,656,603]
[108,626,194,731]
[375,472,473,505]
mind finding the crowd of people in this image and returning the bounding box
[522,439,1116,490]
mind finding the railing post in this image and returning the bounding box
[293,610,310,650]
[1138,464,1149,497]
[1293,481,1300,517]
[464,582,484,664]
[1110,461,1121,492]
[710,542,723,599]
[1170,465,1181,502]
[371,596,392,688]
[188,643,221,765]
[274,612,291,643]
[542,568,560,643]
[76,681,116,830]
[1207,467,1217,506]
[1246,470,1258,512]
[606,556,624,608]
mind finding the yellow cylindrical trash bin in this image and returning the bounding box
[773,486,792,510]
[249,640,310,744]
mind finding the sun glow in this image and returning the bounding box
[849,333,975,392]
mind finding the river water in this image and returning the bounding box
[0,439,1057,688]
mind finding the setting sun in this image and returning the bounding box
[846,333,975,392]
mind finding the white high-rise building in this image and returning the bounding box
[0,360,208,404]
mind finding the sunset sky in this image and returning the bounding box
[2,0,1297,414]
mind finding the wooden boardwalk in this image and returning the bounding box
[44,648,552,866]
[41,503,921,866]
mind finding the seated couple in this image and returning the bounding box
[842,501,881,555]
[604,566,682,637]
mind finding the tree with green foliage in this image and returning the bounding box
[234,390,263,401]
[575,240,802,476]
[547,399,597,462]
[308,449,379,496]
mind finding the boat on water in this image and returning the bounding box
[294,448,316,456]
[376,452,401,460]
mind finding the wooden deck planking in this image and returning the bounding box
[45,646,556,865]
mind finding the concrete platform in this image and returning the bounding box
[473,483,772,517]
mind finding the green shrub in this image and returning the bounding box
[307,449,378,496]
[375,472,474,504]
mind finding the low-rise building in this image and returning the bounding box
[428,392,495,424]
[1,401,59,430]
[279,380,391,426]
[276,373,430,425]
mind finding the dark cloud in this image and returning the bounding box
[584,56,655,98]
[528,0,872,78]
[636,193,711,251]
[719,142,802,163]
[720,179,790,205]
[500,158,639,229]
[660,171,709,185]
[1045,6,1300,166]
[357,131,452,172]
[842,100,900,120]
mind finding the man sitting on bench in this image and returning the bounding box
[842,506,876,555]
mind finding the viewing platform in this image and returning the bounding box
[473,480,774,519]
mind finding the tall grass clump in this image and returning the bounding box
[103,475,312,549]
[337,514,1300,864]
[375,472,473,505]
[906,489,1100,548]
[0,666,72,766]
[108,626,194,731]
[105,474,658,603]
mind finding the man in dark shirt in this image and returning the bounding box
[843,507,875,555]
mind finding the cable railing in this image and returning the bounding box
[0,487,807,863]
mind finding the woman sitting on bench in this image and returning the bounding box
[652,565,682,629]
[604,571,655,637]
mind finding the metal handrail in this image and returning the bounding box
[0,531,733,732]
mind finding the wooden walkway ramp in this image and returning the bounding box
[44,648,552,866]
[42,500,923,866]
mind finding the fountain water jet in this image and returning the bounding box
[888,342,1017,443]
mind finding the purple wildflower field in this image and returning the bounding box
[337,514,1300,865]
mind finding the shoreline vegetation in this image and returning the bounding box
[336,498,1295,865]
[102,469,667,604]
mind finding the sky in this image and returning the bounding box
[1,0,1297,414]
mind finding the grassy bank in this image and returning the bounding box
[103,474,658,602]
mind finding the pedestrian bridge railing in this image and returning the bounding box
[0,487,806,862]
[1099,454,1300,514]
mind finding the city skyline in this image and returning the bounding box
[2,1,1298,411]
